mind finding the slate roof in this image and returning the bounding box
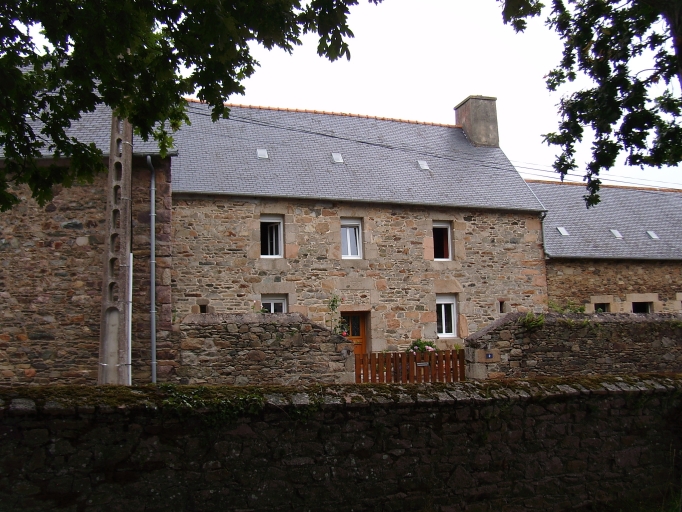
[530,181,682,261]
[171,102,544,212]
[1,104,166,159]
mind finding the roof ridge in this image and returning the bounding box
[184,97,460,128]
[526,179,682,194]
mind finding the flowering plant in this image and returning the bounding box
[405,339,438,354]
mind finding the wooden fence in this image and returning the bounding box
[354,350,465,384]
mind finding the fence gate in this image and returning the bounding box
[355,350,465,384]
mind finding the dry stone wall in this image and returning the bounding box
[0,159,173,385]
[466,312,682,379]
[174,312,354,385]
[172,196,547,352]
[1,377,680,512]
[546,259,682,313]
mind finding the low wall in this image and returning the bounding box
[1,377,681,511]
[466,312,682,379]
[174,312,355,385]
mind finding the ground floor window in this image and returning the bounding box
[436,294,457,337]
[632,302,652,314]
[261,295,287,313]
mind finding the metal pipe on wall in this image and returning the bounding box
[146,156,157,383]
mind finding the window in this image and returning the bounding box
[436,295,458,337]
[261,295,287,313]
[260,216,283,258]
[594,303,610,313]
[433,221,452,260]
[341,219,362,259]
[632,302,652,314]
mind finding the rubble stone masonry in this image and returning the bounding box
[172,196,547,352]
[1,377,681,511]
[0,158,172,385]
[467,312,682,379]
[175,312,354,385]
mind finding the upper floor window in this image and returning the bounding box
[260,215,283,258]
[261,295,287,313]
[341,219,362,259]
[433,221,452,260]
[436,294,458,337]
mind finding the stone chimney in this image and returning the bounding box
[454,95,499,147]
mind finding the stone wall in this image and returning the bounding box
[173,313,354,385]
[466,312,682,379]
[172,196,547,352]
[546,259,682,313]
[0,158,172,385]
[1,377,681,511]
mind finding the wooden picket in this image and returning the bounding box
[354,350,465,384]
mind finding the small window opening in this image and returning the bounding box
[261,295,287,313]
[436,294,458,337]
[610,229,623,239]
[418,160,429,170]
[260,216,283,258]
[332,153,343,163]
[594,303,610,313]
[199,304,207,314]
[257,148,269,159]
[557,227,569,236]
[433,222,452,260]
[632,302,652,314]
[647,231,660,239]
[341,219,362,259]
[498,300,506,314]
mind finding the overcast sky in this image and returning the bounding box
[236,0,681,191]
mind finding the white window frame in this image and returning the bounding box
[260,215,283,258]
[261,295,287,313]
[341,218,363,259]
[436,294,458,338]
[432,221,453,261]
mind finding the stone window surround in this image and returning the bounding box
[584,293,672,314]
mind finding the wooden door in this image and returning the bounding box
[342,313,367,355]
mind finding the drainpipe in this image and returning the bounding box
[146,156,157,384]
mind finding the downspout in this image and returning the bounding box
[146,156,157,384]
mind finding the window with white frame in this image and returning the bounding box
[261,295,287,313]
[341,219,362,259]
[436,294,458,337]
[433,221,452,260]
[260,215,283,258]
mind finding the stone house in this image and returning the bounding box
[170,96,548,355]
[530,181,682,314]
[0,95,551,384]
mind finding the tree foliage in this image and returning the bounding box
[502,0,682,206]
[0,0,378,211]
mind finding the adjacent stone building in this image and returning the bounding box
[530,181,682,315]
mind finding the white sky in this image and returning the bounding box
[237,0,682,191]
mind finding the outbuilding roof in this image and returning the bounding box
[171,102,545,212]
[529,181,682,261]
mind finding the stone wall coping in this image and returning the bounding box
[181,312,312,326]
[466,311,682,343]
[2,376,680,416]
